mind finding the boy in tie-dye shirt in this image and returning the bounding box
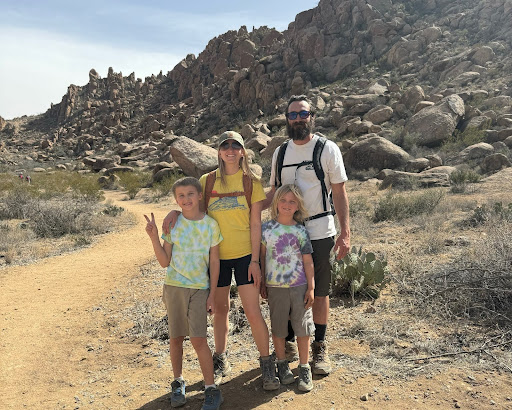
[144,176,223,409]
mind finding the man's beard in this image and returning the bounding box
[287,120,313,141]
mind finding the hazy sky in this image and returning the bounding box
[0,0,318,120]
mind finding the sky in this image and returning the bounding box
[0,0,319,120]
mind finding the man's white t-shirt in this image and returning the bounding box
[270,135,348,241]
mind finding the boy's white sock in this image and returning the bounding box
[205,384,216,389]
[174,376,184,382]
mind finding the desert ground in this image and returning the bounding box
[1,176,512,409]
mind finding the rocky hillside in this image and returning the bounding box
[1,0,511,182]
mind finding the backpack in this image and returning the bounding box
[204,170,253,213]
[274,136,335,222]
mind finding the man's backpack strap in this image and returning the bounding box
[275,140,290,188]
[312,136,328,212]
[204,170,217,213]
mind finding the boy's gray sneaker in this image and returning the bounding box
[276,359,295,385]
[311,341,332,375]
[259,356,280,391]
[213,351,231,385]
[297,364,313,392]
[202,386,223,410]
[170,379,186,407]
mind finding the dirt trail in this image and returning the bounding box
[1,189,511,409]
[0,191,172,408]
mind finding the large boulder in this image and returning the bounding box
[480,153,511,173]
[169,136,218,178]
[344,135,411,171]
[404,95,465,147]
[363,105,393,124]
[379,170,450,190]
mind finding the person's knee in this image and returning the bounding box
[244,305,264,324]
[190,337,209,351]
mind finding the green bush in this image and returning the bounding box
[441,127,486,153]
[150,173,180,199]
[468,202,512,226]
[331,246,389,304]
[117,171,152,199]
[373,189,445,222]
[450,168,481,193]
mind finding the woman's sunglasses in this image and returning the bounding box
[285,110,312,120]
[219,141,243,151]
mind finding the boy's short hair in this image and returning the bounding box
[172,176,202,197]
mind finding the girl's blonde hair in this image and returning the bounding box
[218,146,259,184]
[271,184,308,223]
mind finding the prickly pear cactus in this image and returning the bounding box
[331,246,389,304]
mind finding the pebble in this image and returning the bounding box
[361,394,369,401]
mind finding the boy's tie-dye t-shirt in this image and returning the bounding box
[161,214,222,289]
[261,220,313,288]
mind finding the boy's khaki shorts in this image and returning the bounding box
[162,284,209,338]
[267,284,315,338]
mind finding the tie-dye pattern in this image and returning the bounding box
[261,220,313,288]
[161,214,222,289]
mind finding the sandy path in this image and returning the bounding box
[0,190,172,408]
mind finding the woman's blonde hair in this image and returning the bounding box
[218,146,259,184]
[271,184,308,223]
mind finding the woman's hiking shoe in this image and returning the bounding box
[285,340,299,362]
[297,364,313,392]
[311,341,332,375]
[259,356,280,390]
[276,359,295,385]
[213,351,231,385]
[202,386,223,410]
[170,379,186,407]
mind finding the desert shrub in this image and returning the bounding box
[150,173,180,199]
[30,171,103,201]
[373,189,445,222]
[450,168,481,193]
[331,246,389,304]
[29,199,94,238]
[102,204,125,217]
[117,171,152,199]
[467,202,512,226]
[415,219,512,326]
[349,195,372,218]
[441,127,486,153]
[0,186,36,219]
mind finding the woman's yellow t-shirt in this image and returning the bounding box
[199,169,265,260]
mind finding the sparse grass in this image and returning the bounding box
[373,189,445,222]
[149,173,180,199]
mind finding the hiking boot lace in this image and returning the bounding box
[300,366,311,384]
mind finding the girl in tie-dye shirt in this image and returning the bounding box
[260,184,315,391]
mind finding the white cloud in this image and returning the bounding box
[0,26,183,119]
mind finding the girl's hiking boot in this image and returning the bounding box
[202,386,223,410]
[311,340,332,375]
[213,351,231,385]
[259,356,280,390]
[170,379,186,407]
[297,364,313,392]
[276,359,295,385]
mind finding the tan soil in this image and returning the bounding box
[1,187,512,410]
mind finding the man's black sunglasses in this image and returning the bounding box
[285,110,312,120]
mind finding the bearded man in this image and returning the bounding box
[263,94,350,375]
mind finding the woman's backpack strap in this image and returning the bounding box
[204,170,217,213]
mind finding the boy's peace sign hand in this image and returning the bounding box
[144,213,159,240]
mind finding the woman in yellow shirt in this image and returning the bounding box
[163,131,279,391]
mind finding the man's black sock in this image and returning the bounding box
[285,320,295,342]
[314,323,327,343]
